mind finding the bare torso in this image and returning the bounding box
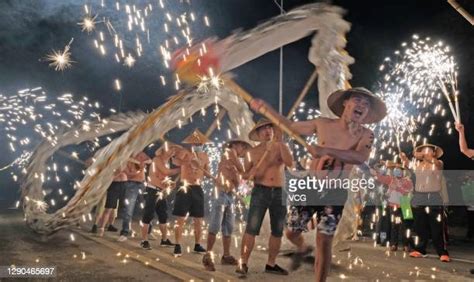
[148,155,172,189]
[178,150,210,186]
[248,142,288,187]
[216,149,243,192]
[113,171,127,182]
[414,161,443,192]
[309,118,370,178]
[127,152,151,182]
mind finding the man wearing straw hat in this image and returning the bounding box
[236,119,293,276]
[139,143,181,250]
[172,129,212,257]
[250,87,386,281]
[202,138,251,271]
[407,143,450,262]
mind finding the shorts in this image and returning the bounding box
[172,184,204,218]
[245,184,287,238]
[208,191,235,236]
[287,205,343,235]
[142,187,168,224]
[104,181,125,209]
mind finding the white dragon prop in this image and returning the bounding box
[22,3,356,236]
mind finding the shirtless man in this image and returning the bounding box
[202,139,251,271]
[140,144,181,250]
[172,130,212,257]
[236,119,293,276]
[250,87,386,281]
[118,151,152,242]
[405,144,450,262]
[97,166,128,237]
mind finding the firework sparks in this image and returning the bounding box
[78,15,98,33]
[45,38,75,71]
[371,35,458,161]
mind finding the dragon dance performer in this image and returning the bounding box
[140,144,181,250]
[118,152,152,242]
[408,144,450,262]
[249,87,386,281]
[236,119,293,276]
[96,166,127,237]
[172,130,213,257]
[202,139,251,271]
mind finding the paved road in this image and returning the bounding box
[1,210,473,281]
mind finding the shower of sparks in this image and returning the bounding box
[371,34,458,163]
[0,87,112,185]
[45,38,75,71]
[80,1,211,91]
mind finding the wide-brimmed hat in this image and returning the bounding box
[415,143,444,158]
[225,138,252,149]
[327,87,387,124]
[154,142,182,156]
[182,129,211,145]
[248,119,282,142]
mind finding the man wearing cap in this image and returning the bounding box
[250,87,386,281]
[371,162,413,251]
[140,143,181,250]
[407,144,450,262]
[236,119,293,276]
[202,139,251,271]
[172,129,212,257]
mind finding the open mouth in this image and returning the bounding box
[353,109,363,117]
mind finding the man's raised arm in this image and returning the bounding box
[455,122,474,159]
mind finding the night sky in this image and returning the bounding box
[0,0,473,205]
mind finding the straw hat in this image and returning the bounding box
[327,87,387,124]
[182,129,211,145]
[248,119,282,142]
[225,138,252,149]
[415,143,444,158]
[154,142,182,156]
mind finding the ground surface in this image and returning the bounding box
[1,209,474,281]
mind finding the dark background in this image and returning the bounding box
[0,0,473,207]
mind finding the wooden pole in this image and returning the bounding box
[448,0,474,25]
[223,76,312,152]
[205,107,227,137]
[286,69,318,119]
